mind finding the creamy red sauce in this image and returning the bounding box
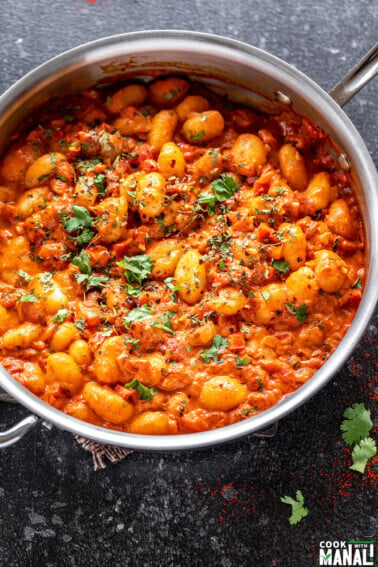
[0,76,365,435]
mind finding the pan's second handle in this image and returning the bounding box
[0,414,39,448]
[329,43,378,106]
[0,390,39,448]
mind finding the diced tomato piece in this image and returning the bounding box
[228,333,245,351]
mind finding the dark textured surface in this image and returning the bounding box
[0,2,377,566]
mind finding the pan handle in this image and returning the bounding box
[0,391,39,448]
[0,414,39,448]
[329,43,378,106]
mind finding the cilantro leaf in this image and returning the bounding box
[349,437,377,474]
[340,403,373,445]
[261,290,271,302]
[94,173,107,196]
[351,278,362,289]
[125,284,141,298]
[164,277,182,301]
[75,227,95,246]
[20,290,38,303]
[210,174,240,202]
[53,308,69,324]
[197,191,217,215]
[236,356,249,367]
[124,379,157,403]
[280,490,309,525]
[72,250,109,290]
[117,254,154,285]
[218,260,226,271]
[124,305,152,328]
[72,250,92,274]
[151,311,175,335]
[285,302,308,323]
[17,270,32,282]
[271,259,290,274]
[196,175,240,216]
[86,275,109,290]
[62,205,93,233]
[200,335,228,364]
[190,130,205,141]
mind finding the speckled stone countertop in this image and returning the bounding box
[0,2,377,566]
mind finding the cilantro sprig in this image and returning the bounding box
[72,250,109,291]
[164,277,182,301]
[340,402,376,474]
[235,356,249,367]
[285,302,308,323]
[124,379,157,403]
[280,490,308,525]
[340,403,373,445]
[20,290,38,303]
[94,173,107,196]
[200,335,228,364]
[52,308,69,324]
[196,174,240,215]
[17,270,32,283]
[62,205,95,246]
[117,254,154,286]
[350,438,377,473]
[350,278,362,289]
[124,305,152,328]
[151,311,176,335]
[271,259,290,274]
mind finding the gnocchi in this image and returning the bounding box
[0,74,365,436]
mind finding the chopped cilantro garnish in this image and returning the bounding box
[72,249,91,274]
[271,259,290,274]
[94,173,107,196]
[197,191,217,215]
[210,174,240,202]
[125,284,142,298]
[74,158,101,175]
[164,277,182,301]
[236,356,249,367]
[151,311,175,335]
[75,227,95,246]
[218,260,226,271]
[62,205,93,234]
[124,379,157,403]
[117,254,154,286]
[190,130,205,141]
[261,290,271,302]
[17,270,32,282]
[124,305,152,328]
[72,250,109,291]
[20,290,38,303]
[52,308,69,325]
[285,302,308,323]
[197,175,240,215]
[351,278,362,289]
[200,335,228,364]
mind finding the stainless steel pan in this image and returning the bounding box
[0,31,377,451]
